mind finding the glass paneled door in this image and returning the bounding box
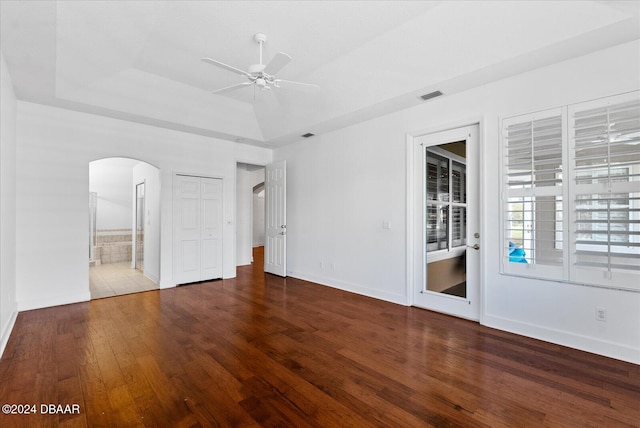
[412,124,480,320]
[425,147,468,296]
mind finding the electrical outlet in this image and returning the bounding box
[595,307,607,322]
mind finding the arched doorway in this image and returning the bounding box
[88,158,161,299]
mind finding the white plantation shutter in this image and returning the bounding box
[501,109,566,280]
[501,91,640,291]
[569,92,640,291]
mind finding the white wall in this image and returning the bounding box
[275,40,640,363]
[0,51,18,357]
[132,162,161,283]
[15,102,271,311]
[90,158,139,230]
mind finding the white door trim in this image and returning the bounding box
[406,119,485,323]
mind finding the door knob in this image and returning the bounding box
[467,244,480,250]
[281,225,286,228]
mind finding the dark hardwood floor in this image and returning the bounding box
[1,247,638,427]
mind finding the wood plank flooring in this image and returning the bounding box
[1,247,638,427]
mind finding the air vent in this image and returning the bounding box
[301,133,315,138]
[419,90,443,101]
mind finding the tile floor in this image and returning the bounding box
[90,262,158,299]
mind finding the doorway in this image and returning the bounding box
[409,124,480,320]
[235,161,285,276]
[236,163,266,267]
[89,158,161,299]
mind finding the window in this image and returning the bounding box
[569,93,640,289]
[502,109,565,280]
[501,91,640,291]
[426,148,466,254]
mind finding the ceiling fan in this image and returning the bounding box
[202,33,319,94]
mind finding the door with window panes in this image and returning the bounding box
[412,124,480,320]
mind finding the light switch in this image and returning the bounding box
[383,221,391,230]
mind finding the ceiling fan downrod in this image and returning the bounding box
[254,33,267,66]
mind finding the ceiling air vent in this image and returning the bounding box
[419,90,443,101]
[301,133,315,138]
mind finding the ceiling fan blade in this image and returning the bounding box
[211,82,253,94]
[202,58,251,77]
[263,52,292,75]
[275,79,320,92]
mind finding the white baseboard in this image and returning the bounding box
[0,310,18,358]
[144,272,159,284]
[287,270,409,306]
[17,291,91,312]
[483,314,640,365]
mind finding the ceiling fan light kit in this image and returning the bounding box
[202,33,319,94]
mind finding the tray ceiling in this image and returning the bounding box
[1,1,638,147]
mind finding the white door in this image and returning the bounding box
[264,160,286,276]
[411,124,480,320]
[174,175,223,284]
[200,178,223,280]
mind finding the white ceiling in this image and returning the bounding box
[1,1,639,147]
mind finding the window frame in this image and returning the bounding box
[500,107,568,281]
[500,91,640,292]
[568,92,640,291]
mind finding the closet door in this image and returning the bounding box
[174,175,223,284]
[200,177,223,280]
